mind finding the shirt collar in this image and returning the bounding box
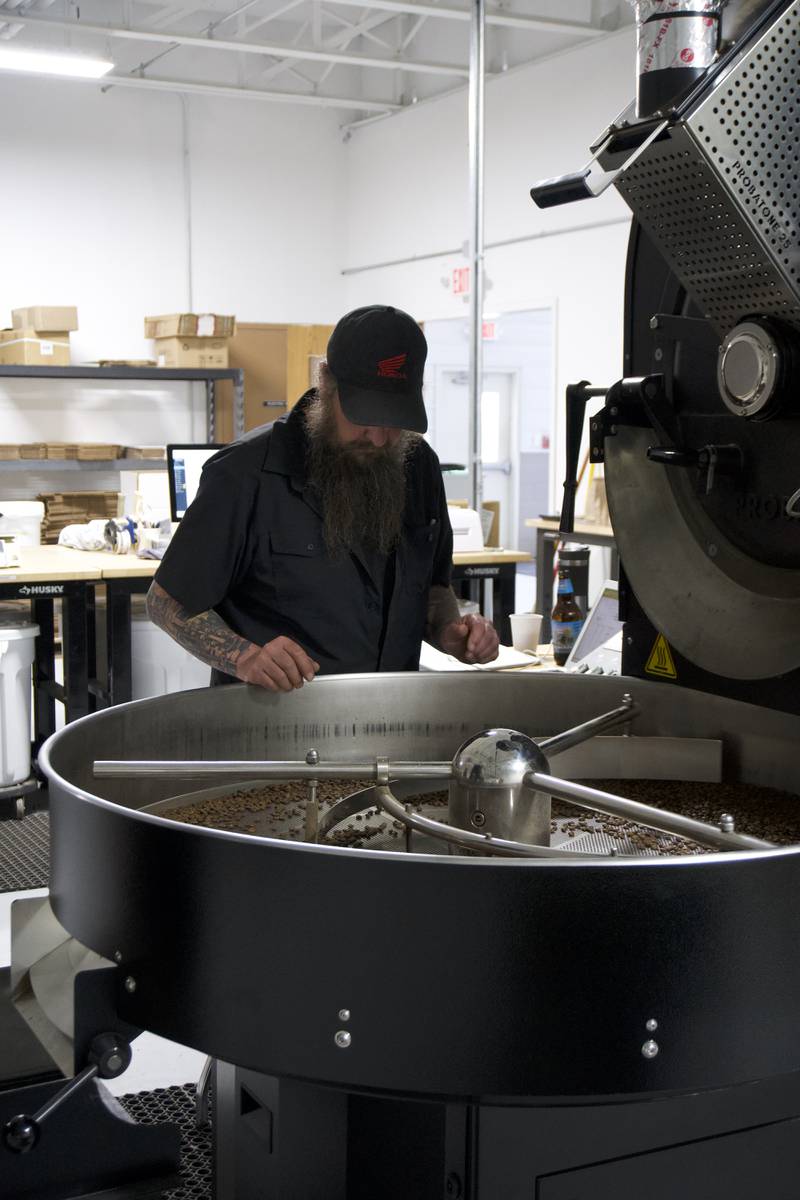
[261,389,315,487]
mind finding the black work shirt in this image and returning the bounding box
[155,392,453,678]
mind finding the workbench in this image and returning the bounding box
[2,545,532,747]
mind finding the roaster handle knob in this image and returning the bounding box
[3,1114,39,1154]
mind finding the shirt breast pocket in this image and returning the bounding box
[269,529,326,604]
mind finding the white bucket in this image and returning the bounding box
[131,614,211,699]
[0,501,44,547]
[0,617,39,785]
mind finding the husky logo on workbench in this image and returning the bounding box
[18,584,64,596]
[377,353,407,379]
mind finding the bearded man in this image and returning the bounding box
[147,305,499,691]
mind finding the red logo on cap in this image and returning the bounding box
[377,353,407,379]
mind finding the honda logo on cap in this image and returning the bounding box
[376,353,407,379]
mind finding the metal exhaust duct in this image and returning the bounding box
[630,1,726,119]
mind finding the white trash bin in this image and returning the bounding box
[0,616,39,786]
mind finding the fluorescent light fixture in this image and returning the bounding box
[0,46,113,79]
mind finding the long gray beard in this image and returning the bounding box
[305,397,414,557]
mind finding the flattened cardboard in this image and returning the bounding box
[144,313,236,339]
[12,306,78,332]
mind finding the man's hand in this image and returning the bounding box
[438,614,499,665]
[236,636,320,691]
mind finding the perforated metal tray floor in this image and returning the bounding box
[0,811,49,892]
[119,1083,212,1200]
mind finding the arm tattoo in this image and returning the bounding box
[146,581,253,676]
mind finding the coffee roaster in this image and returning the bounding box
[532,0,800,711]
[4,2,800,1197]
[2,672,798,1199]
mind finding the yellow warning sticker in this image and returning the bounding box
[645,633,677,680]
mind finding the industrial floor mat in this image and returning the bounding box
[0,811,49,893]
[119,1083,213,1200]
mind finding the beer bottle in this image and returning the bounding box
[551,563,584,666]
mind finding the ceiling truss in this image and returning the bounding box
[0,1,633,122]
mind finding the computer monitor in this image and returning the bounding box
[564,580,623,675]
[167,443,222,521]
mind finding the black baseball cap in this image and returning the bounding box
[326,305,428,433]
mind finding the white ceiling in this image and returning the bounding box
[0,0,635,125]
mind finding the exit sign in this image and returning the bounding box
[452,266,470,295]
[482,320,496,340]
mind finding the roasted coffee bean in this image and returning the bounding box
[166,777,800,857]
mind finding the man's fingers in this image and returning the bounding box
[464,616,499,662]
[472,625,497,654]
[473,636,499,663]
[241,637,321,691]
[475,627,500,662]
[253,657,294,691]
[253,670,281,693]
[272,645,311,689]
[443,621,469,651]
[464,615,488,649]
[279,639,320,682]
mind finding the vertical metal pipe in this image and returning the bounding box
[467,0,485,512]
[206,379,216,443]
[180,94,194,311]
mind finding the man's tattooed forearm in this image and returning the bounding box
[146,582,252,674]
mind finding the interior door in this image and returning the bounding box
[480,371,515,547]
[433,368,517,547]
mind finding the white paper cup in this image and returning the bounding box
[509,613,543,652]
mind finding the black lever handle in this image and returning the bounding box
[3,1033,132,1154]
[649,444,743,495]
[530,170,592,209]
[647,446,700,468]
[559,381,608,535]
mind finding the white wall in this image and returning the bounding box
[0,30,636,527]
[342,27,636,511]
[0,76,346,459]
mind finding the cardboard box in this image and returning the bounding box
[122,446,166,459]
[145,313,236,339]
[154,336,229,369]
[12,306,78,333]
[0,328,71,366]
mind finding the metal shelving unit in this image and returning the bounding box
[0,363,245,442]
[1,459,171,471]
